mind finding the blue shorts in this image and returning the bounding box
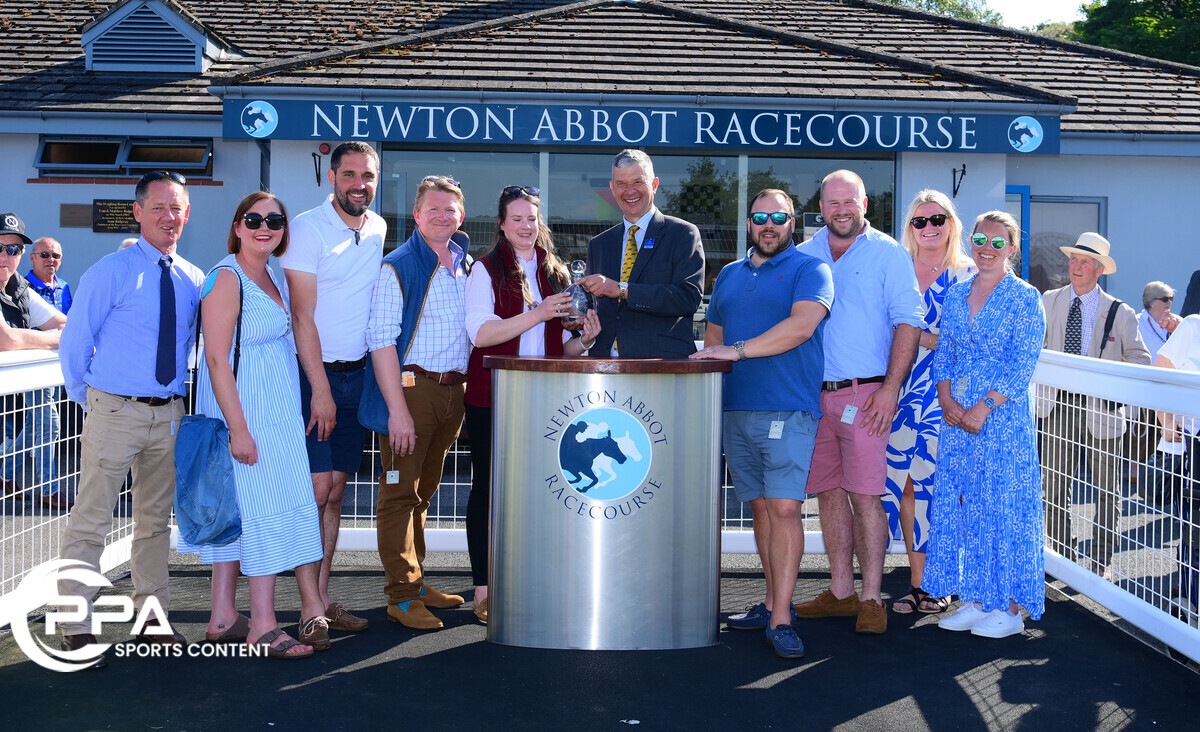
[723,410,818,503]
[298,361,368,474]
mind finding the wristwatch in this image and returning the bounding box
[733,341,747,361]
[983,396,997,410]
[618,281,629,301]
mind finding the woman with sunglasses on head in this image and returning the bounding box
[922,210,1046,639]
[463,185,600,623]
[177,192,325,659]
[886,190,976,616]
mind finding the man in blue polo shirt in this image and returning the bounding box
[692,189,833,658]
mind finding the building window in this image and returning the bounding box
[34,137,213,177]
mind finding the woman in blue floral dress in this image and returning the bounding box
[924,210,1046,639]
[885,190,975,615]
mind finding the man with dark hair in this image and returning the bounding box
[579,149,704,357]
[360,175,470,630]
[57,173,204,667]
[692,189,833,658]
[281,141,385,647]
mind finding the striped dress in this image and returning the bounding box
[178,256,323,576]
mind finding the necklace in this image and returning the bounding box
[915,255,941,272]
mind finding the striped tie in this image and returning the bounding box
[613,225,639,356]
[1065,296,1083,355]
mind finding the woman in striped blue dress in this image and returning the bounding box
[178,192,324,658]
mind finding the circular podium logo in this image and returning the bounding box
[241,101,279,138]
[557,407,652,501]
[1008,116,1043,152]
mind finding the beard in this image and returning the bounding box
[751,225,794,259]
[335,186,374,217]
[826,212,865,240]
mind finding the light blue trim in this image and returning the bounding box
[1006,185,1031,281]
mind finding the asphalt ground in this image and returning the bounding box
[2,555,1199,731]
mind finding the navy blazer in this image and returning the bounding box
[585,210,704,358]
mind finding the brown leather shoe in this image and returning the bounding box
[855,599,888,635]
[2,479,16,498]
[298,615,331,650]
[134,619,187,646]
[61,633,108,669]
[325,602,369,632]
[794,589,861,618]
[40,492,73,511]
[473,596,488,625]
[420,584,464,609]
[387,600,443,630]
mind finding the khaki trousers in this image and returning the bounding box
[58,388,183,635]
[1040,392,1123,567]
[376,376,465,604]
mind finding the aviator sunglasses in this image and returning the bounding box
[910,214,947,229]
[242,212,287,230]
[750,212,792,226]
[971,233,1008,250]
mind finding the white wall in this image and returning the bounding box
[267,139,344,225]
[0,134,260,283]
[897,151,1008,239]
[1008,154,1199,306]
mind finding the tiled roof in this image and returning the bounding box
[0,0,1198,134]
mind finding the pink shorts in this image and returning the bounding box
[806,381,889,496]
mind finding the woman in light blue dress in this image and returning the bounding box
[178,192,324,658]
[924,210,1046,639]
[885,190,975,615]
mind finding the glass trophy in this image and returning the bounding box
[561,259,593,331]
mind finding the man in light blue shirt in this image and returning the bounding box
[57,171,204,667]
[794,170,924,635]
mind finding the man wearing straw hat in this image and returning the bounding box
[1038,233,1149,579]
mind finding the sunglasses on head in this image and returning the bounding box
[422,175,460,187]
[750,212,792,226]
[1,244,24,257]
[36,251,62,260]
[242,212,287,231]
[910,214,947,229]
[503,186,540,197]
[139,170,187,186]
[971,233,1008,250]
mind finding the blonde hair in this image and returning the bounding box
[972,210,1022,270]
[900,189,973,273]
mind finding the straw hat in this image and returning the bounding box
[1060,232,1117,274]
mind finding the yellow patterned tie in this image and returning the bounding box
[1065,296,1083,355]
[613,225,639,355]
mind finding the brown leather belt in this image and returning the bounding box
[404,364,467,386]
[821,375,886,392]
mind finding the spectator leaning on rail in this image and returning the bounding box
[360,175,471,631]
[1,214,67,507]
[792,170,925,636]
[1038,233,1150,580]
[280,141,384,647]
[57,172,204,668]
[691,188,833,659]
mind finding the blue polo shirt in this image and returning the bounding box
[707,245,833,414]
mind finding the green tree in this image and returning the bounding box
[1029,20,1080,39]
[875,0,1004,24]
[1074,0,1200,66]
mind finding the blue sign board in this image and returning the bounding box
[226,99,1059,155]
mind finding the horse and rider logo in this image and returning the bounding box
[557,407,652,501]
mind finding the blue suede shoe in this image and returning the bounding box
[727,602,770,630]
[765,624,805,659]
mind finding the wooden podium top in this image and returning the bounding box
[482,355,732,375]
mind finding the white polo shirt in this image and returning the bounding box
[280,195,386,362]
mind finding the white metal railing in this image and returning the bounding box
[4,347,1200,663]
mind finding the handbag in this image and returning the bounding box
[174,268,244,546]
[1137,448,1187,508]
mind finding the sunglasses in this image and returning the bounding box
[139,170,187,186]
[503,186,540,197]
[750,212,792,226]
[1,244,24,257]
[36,251,62,260]
[910,214,947,229]
[971,233,1009,250]
[242,212,287,230]
[422,176,460,187]
[1157,296,1175,303]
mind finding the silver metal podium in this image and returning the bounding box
[483,356,730,650]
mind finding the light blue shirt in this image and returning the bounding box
[621,207,656,253]
[797,225,925,381]
[60,237,204,405]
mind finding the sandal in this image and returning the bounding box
[892,586,929,615]
[253,628,313,660]
[918,594,950,614]
[205,614,250,643]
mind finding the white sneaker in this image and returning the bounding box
[970,609,1025,638]
[938,602,987,631]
